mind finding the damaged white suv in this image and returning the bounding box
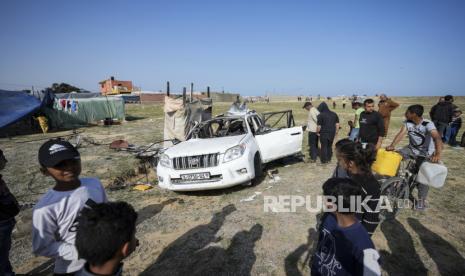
[157,110,303,191]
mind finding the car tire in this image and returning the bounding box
[252,153,263,185]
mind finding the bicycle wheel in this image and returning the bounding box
[379,177,408,221]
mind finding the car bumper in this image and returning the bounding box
[156,156,254,191]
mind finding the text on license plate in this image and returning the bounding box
[181,172,210,180]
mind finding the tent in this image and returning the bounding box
[0,90,41,129]
[54,92,101,99]
[163,96,212,147]
[45,97,125,129]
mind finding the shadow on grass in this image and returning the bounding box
[137,198,178,225]
[140,204,263,276]
[285,228,318,276]
[380,219,427,276]
[265,155,305,171]
[125,115,146,121]
[407,218,465,275]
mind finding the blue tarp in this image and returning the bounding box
[0,90,42,128]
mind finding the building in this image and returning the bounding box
[99,76,133,95]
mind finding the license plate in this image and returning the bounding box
[181,172,210,181]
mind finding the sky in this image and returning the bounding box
[1,0,464,96]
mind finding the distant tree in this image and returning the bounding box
[46,82,82,93]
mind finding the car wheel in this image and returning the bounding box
[252,153,263,185]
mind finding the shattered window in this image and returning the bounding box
[192,118,248,138]
[262,111,295,129]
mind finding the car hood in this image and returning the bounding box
[164,135,246,157]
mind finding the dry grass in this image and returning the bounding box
[2,97,465,275]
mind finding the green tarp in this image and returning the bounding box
[45,97,125,129]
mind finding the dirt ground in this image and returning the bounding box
[2,97,465,275]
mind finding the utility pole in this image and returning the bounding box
[190,82,194,102]
[166,81,170,96]
[182,87,186,105]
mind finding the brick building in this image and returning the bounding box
[99,76,133,95]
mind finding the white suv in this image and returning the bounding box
[157,110,303,191]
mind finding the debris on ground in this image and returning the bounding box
[109,139,130,149]
[240,194,257,202]
[240,191,262,202]
[267,169,281,183]
[133,183,153,191]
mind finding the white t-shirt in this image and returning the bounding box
[32,178,107,274]
[404,119,436,156]
[307,107,320,133]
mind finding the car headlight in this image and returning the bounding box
[159,154,171,168]
[223,144,246,163]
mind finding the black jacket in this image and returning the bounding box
[316,102,339,135]
[430,102,455,124]
[359,111,384,144]
[0,175,20,221]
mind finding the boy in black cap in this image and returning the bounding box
[32,139,107,275]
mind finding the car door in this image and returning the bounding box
[253,111,303,163]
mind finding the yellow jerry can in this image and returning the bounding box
[372,148,402,177]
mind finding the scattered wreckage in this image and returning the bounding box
[157,102,303,191]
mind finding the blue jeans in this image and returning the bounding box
[447,126,460,146]
[349,128,359,141]
[0,218,16,276]
[434,121,448,141]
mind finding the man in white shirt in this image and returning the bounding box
[303,102,320,162]
[387,105,443,210]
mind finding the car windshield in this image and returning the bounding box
[190,117,248,139]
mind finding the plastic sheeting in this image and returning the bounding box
[163,96,212,147]
[45,97,125,129]
[0,90,41,128]
[54,92,101,99]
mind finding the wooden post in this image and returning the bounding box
[190,82,194,102]
[166,81,170,96]
[207,86,210,98]
[183,87,186,105]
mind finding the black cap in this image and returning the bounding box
[38,139,80,167]
[302,102,312,108]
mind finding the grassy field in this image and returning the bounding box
[2,96,465,275]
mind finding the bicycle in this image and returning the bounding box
[378,153,427,221]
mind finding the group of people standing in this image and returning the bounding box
[430,95,462,146]
[308,96,451,275]
[304,94,398,164]
[304,94,448,210]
